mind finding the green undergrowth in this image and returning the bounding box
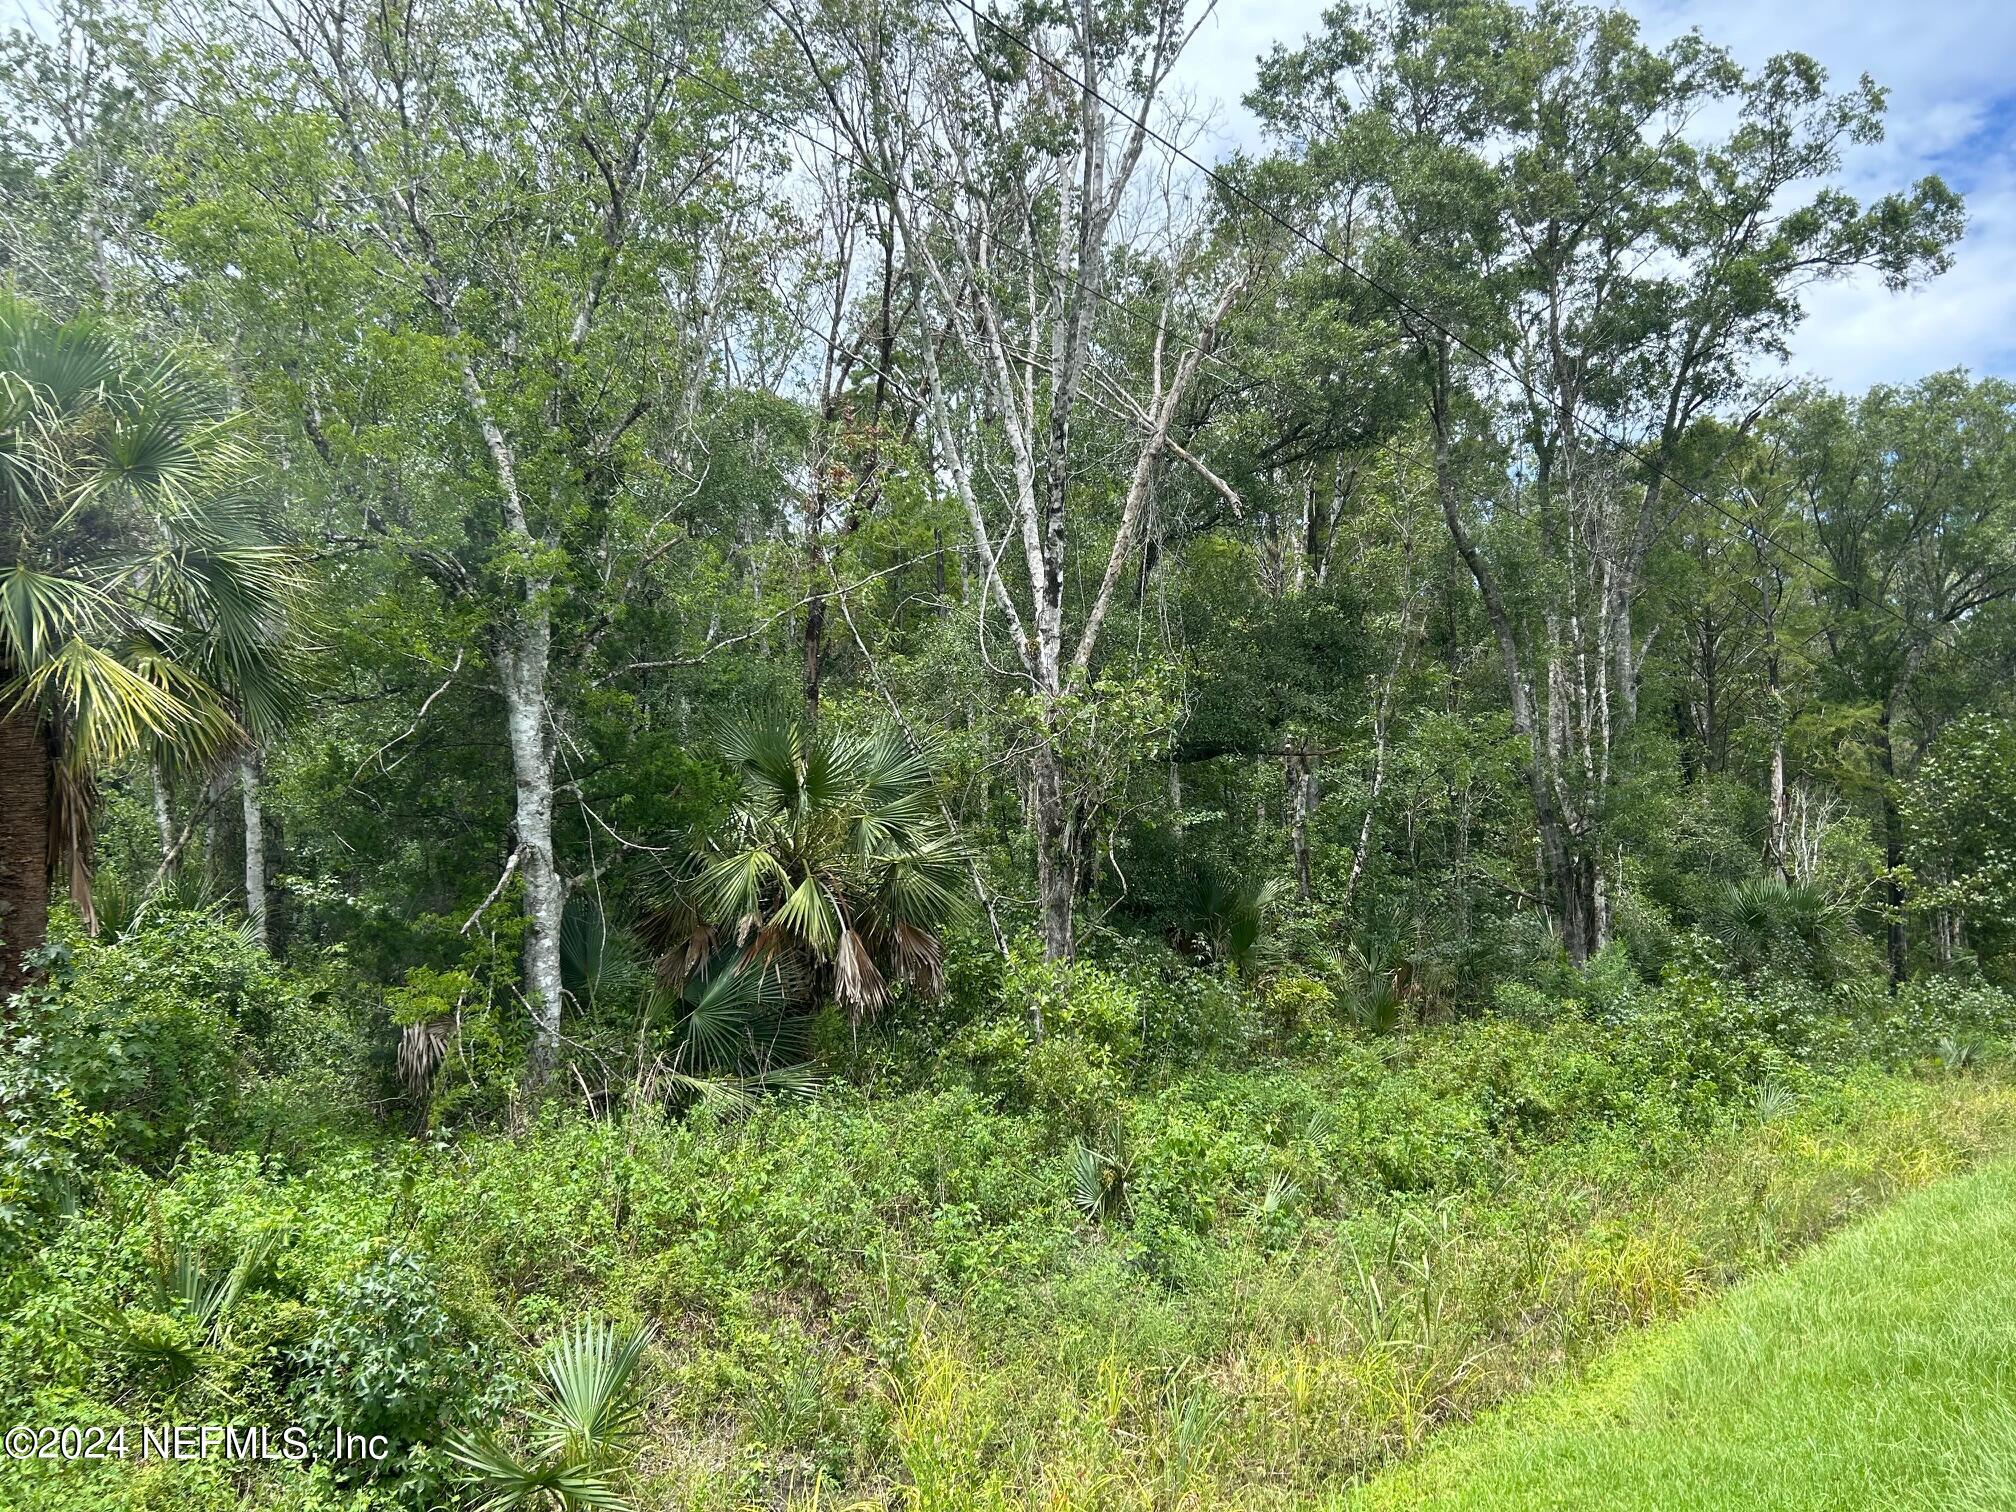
[6,1015,2016,1508]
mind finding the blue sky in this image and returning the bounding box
[1170,0,2016,390]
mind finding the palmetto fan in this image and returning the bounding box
[0,295,300,984]
[646,709,968,1023]
[446,1319,657,1512]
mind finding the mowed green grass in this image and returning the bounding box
[1352,1158,2016,1511]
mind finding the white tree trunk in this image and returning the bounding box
[499,632,565,1081]
[151,756,176,865]
[240,748,267,950]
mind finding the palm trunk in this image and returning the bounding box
[0,702,51,999]
[240,748,268,950]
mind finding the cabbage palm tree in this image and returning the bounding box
[649,712,967,1021]
[0,296,297,993]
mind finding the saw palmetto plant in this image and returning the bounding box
[648,710,968,1022]
[0,296,299,981]
[446,1318,657,1512]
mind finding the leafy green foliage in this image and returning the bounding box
[1905,714,2016,976]
[294,1248,485,1495]
[32,910,270,1164]
[653,711,967,1021]
[1712,877,1856,984]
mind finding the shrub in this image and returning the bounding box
[1875,978,2016,1064]
[0,959,109,1259]
[294,1246,490,1501]
[947,943,1148,1134]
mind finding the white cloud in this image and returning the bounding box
[1167,0,2016,388]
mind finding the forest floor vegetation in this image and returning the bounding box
[5,913,2016,1509]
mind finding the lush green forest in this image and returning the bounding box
[3,0,2016,1506]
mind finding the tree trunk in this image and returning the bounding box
[1033,732,1073,972]
[802,475,829,721]
[499,630,566,1081]
[1429,373,1588,964]
[240,748,268,950]
[1288,743,1315,902]
[1765,656,1790,879]
[1343,744,1385,912]
[151,755,176,865]
[200,768,230,898]
[0,702,51,999]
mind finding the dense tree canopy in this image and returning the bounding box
[3,0,2012,1024]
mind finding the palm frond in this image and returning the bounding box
[649,710,970,1029]
[530,1319,657,1466]
[14,638,203,761]
[443,1430,634,1512]
[832,927,888,1017]
[772,873,841,958]
[0,566,116,668]
[663,948,789,1067]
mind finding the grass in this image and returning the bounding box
[1354,1156,2016,1511]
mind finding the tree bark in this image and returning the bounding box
[1033,735,1073,972]
[452,342,567,1083]
[1429,371,1590,963]
[0,702,51,999]
[1765,653,1790,880]
[240,748,269,950]
[151,755,176,865]
[1876,708,1908,986]
[1288,743,1316,902]
[802,477,829,722]
[499,634,566,1080]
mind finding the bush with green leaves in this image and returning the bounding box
[32,909,311,1165]
[1904,713,2016,977]
[0,975,106,1260]
[945,942,1150,1134]
[1874,978,2016,1065]
[294,1246,490,1499]
[13,911,378,1178]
